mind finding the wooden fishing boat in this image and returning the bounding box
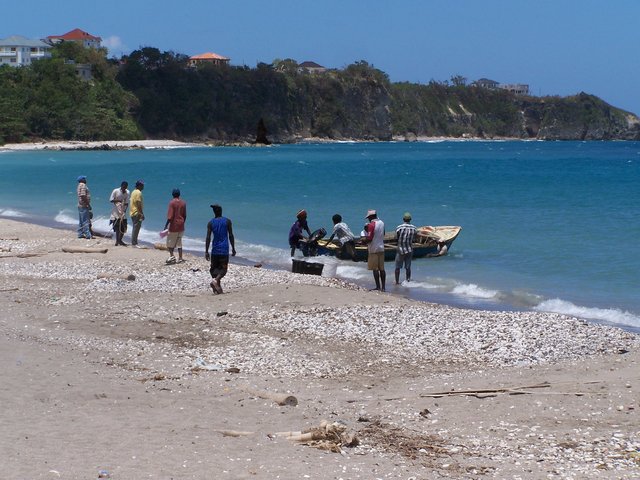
[316,226,461,262]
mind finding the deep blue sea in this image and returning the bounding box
[1,141,639,330]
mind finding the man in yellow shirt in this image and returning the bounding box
[130,180,145,246]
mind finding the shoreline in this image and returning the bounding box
[2,135,638,153]
[0,139,202,151]
[1,217,640,478]
[3,213,639,335]
[0,214,539,317]
[1,135,532,152]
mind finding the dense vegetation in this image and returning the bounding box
[116,49,392,141]
[0,42,139,144]
[1,44,638,145]
[391,81,523,138]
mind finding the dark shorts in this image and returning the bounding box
[339,240,357,261]
[112,217,127,233]
[210,255,229,278]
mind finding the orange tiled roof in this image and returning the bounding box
[48,28,102,41]
[190,52,229,61]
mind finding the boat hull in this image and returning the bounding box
[316,226,461,262]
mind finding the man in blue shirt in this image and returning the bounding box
[205,204,236,294]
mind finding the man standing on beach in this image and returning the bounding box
[76,175,92,239]
[364,209,386,291]
[129,180,145,247]
[395,212,417,284]
[164,188,186,264]
[205,204,236,294]
[110,181,130,246]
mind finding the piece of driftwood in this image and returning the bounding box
[0,252,48,259]
[0,287,19,292]
[62,246,108,254]
[215,430,255,437]
[275,420,359,452]
[420,382,551,398]
[244,387,298,406]
[154,242,168,251]
[97,273,136,281]
[277,431,324,442]
[0,237,19,241]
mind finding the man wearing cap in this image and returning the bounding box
[76,176,92,239]
[109,181,130,246]
[205,204,236,294]
[364,209,386,291]
[129,180,145,247]
[164,188,187,264]
[288,209,312,256]
[395,212,417,284]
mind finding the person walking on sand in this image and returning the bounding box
[395,212,417,284]
[289,209,312,256]
[109,181,130,246]
[364,209,386,291]
[205,204,236,294]
[325,213,357,261]
[76,175,92,239]
[129,180,145,247]
[164,188,187,264]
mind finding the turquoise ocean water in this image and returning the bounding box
[1,141,639,331]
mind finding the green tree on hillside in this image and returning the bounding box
[0,42,140,145]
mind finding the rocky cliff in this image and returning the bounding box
[390,85,640,141]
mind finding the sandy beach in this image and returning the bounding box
[0,137,512,153]
[1,218,639,479]
[0,140,201,151]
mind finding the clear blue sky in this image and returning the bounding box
[6,0,640,115]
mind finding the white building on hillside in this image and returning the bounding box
[0,35,52,67]
[499,83,530,95]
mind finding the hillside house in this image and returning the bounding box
[46,28,102,49]
[62,59,93,81]
[474,78,499,90]
[188,52,230,67]
[0,35,51,66]
[499,83,530,95]
[475,78,530,96]
[298,61,326,74]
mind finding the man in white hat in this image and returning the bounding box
[363,209,386,291]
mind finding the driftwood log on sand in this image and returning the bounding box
[275,420,359,452]
[244,387,298,406]
[0,252,48,258]
[62,246,108,254]
[420,382,552,398]
[97,273,136,281]
[154,243,168,251]
[214,430,255,438]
